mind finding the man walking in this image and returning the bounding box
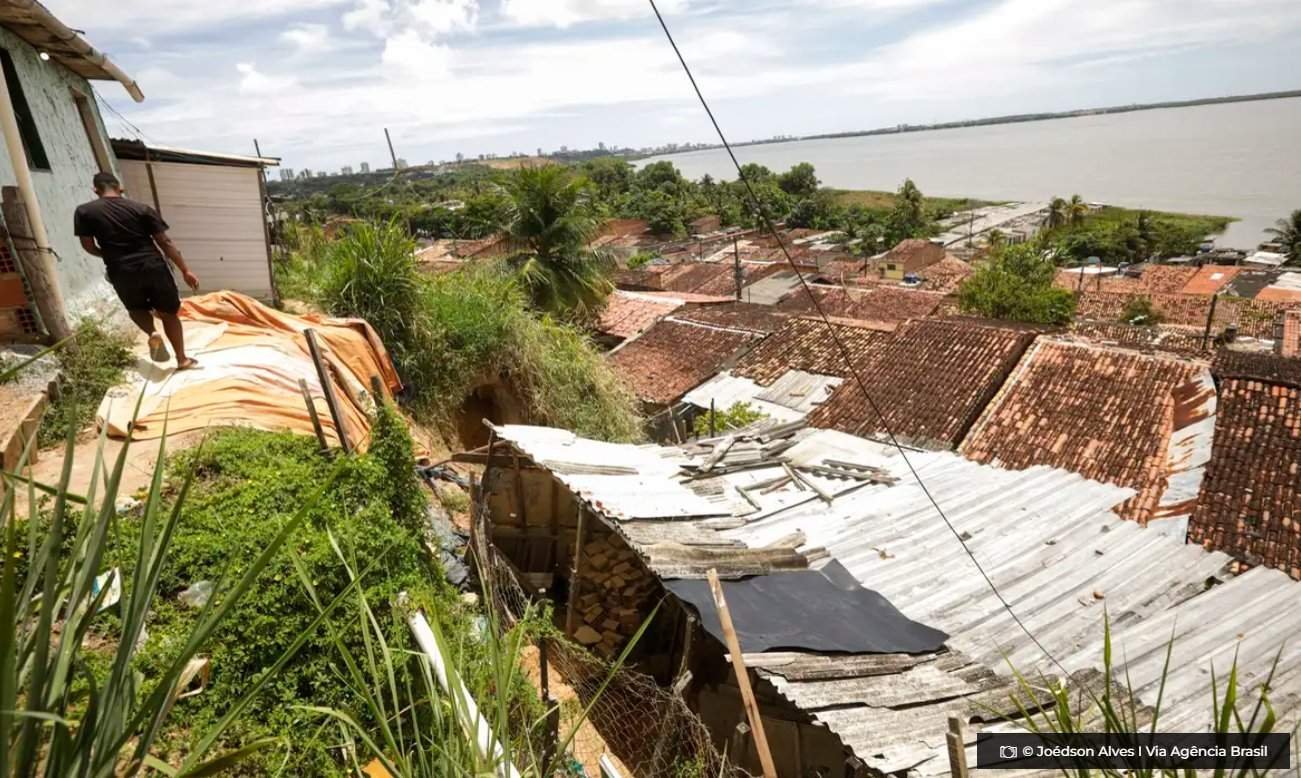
[74,173,200,369]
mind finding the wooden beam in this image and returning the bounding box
[512,455,528,529]
[303,328,351,453]
[946,716,969,778]
[563,504,588,638]
[708,568,777,778]
[297,378,328,452]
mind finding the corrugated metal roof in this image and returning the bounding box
[490,424,1301,775]
[681,370,840,422]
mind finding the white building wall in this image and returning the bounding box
[0,26,121,322]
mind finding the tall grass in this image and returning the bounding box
[37,320,133,447]
[289,219,642,440]
[1,356,360,776]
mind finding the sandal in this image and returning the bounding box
[175,357,200,371]
[148,333,171,363]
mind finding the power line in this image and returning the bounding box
[645,0,1069,677]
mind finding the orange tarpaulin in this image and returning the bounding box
[97,291,402,450]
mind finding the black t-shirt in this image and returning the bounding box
[73,196,169,272]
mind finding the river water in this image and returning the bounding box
[642,97,1301,250]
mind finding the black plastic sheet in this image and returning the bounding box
[665,560,947,654]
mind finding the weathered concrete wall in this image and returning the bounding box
[0,26,122,324]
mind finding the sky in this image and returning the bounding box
[50,0,1301,172]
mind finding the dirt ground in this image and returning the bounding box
[518,644,632,777]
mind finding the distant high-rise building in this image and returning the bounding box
[360,162,371,173]
[341,165,354,175]
[300,169,312,179]
[455,152,464,163]
[395,158,408,169]
[315,170,327,178]
[598,141,606,151]
[537,147,543,157]
[279,168,294,181]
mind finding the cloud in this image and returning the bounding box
[343,0,477,37]
[50,0,348,34]
[499,0,687,28]
[409,0,478,34]
[381,29,454,78]
[236,62,298,95]
[281,23,335,52]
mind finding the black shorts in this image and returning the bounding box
[108,262,181,314]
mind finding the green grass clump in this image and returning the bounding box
[109,423,447,773]
[283,220,642,441]
[39,319,134,447]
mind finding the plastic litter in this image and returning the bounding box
[178,580,215,609]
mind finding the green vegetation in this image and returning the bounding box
[692,402,769,437]
[957,243,1076,325]
[1001,614,1296,778]
[277,219,642,441]
[1266,209,1301,264]
[502,165,614,319]
[1042,203,1231,265]
[38,320,134,447]
[1119,295,1163,326]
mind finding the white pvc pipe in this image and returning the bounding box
[408,611,523,778]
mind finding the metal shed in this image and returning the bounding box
[112,139,279,302]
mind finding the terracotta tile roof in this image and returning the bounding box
[1284,311,1301,358]
[1180,264,1242,295]
[613,266,671,291]
[690,261,787,297]
[812,258,869,285]
[732,317,891,385]
[1212,349,1301,389]
[961,340,1207,523]
[596,290,682,341]
[776,284,945,323]
[807,318,1034,449]
[877,239,946,273]
[607,319,761,405]
[1142,265,1202,294]
[670,302,788,335]
[1066,321,1211,357]
[1189,352,1301,578]
[1074,291,1296,339]
[657,263,735,294]
[918,255,973,294]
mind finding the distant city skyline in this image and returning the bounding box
[54,0,1301,171]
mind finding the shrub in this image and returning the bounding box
[110,426,445,773]
[39,319,134,446]
[692,402,769,438]
[958,243,1077,325]
[1119,295,1163,326]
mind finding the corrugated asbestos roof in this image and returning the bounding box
[491,424,1301,777]
[682,369,842,422]
[960,339,1214,524]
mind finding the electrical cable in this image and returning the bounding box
[645,0,1070,677]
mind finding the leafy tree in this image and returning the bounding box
[737,163,775,184]
[582,157,635,201]
[457,190,513,238]
[637,189,689,237]
[502,165,613,319]
[957,242,1076,325]
[1120,295,1163,325]
[1266,209,1301,264]
[636,160,688,194]
[786,191,842,230]
[887,178,929,244]
[693,401,769,437]
[778,162,820,198]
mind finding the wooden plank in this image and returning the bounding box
[946,716,969,778]
[707,568,777,778]
[563,504,588,638]
[297,378,328,452]
[303,328,350,453]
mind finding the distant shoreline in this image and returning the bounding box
[638,89,1301,158]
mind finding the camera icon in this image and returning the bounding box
[1000,745,1019,760]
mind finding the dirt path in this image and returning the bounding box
[518,644,632,777]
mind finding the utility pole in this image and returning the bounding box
[1201,294,1219,351]
[384,128,398,170]
[733,236,743,301]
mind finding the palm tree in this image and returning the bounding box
[1068,194,1088,227]
[1265,209,1301,264]
[1044,197,1068,229]
[502,165,614,319]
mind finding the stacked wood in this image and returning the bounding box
[570,530,657,657]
